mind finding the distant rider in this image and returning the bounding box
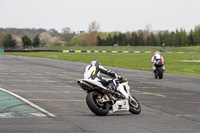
[150,52,165,72]
[84,60,124,98]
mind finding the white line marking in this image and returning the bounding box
[0,80,76,83]
[175,114,192,117]
[55,86,72,87]
[30,113,46,117]
[9,85,72,88]
[0,87,56,117]
[65,92,85,94]
[10,90,69,93]
[0,80,32,82]
[131,93,150,95]
[9,90,85,93]
[0,114,8,118]
[45,81,57,82]
[36,74,46,75]
[140,82,152,84]
[9,85,39,87]
[138,87,158,89]
[31,77,47,79]
[64,81,76,83]
[17,73,27,75]
[28,99,85,102]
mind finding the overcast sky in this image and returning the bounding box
[1,0,200,33]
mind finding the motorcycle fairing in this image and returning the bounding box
[111,99,130,113]
[116,82,130,99]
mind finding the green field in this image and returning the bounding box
[31,46,200,52]
[2,46,200,77]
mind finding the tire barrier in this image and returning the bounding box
[63,50,143,53]
[62,50,191,53]
[0,49,195,53]
[2,50,62,52]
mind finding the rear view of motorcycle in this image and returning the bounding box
[154,62,164,79]
[77,78,141,116]
[150,52,165,79]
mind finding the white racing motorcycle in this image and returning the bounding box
[77,78,141,116]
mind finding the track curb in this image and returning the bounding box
[0,87,56,117]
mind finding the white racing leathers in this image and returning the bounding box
[150,54,165,71]
[84,62,118,88]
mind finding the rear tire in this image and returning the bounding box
[158,68,163,79]
[86,91,109,116]
[154,70,158,79]
[129,95,141,114]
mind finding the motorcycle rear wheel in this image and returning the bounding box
[129,95,141,114]
[86,91,109,116]
[154,70,158,79]
[158,68,163,79]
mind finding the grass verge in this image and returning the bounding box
[31,46,200,52]
[1,52,200,77]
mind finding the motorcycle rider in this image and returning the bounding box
[150,51,165,72]
[84,60,124,99]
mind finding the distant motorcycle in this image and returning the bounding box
[77,78,141,116]
[154,61,164,79]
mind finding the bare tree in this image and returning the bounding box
[39,32,63,46]
[48,28,58,34]
[62,27,71,34]
[143,24,152,45]
[13,35,23,48]
[51,36,62,46]
[144,24,152,33]
[39,32,52,46]
[86,21,101,46]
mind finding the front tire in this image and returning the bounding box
[129,95,141,114]
[86,91,109,116]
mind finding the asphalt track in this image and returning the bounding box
[0,54,200,133]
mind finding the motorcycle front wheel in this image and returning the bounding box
[129,95,141,114]
[86,91,110,116]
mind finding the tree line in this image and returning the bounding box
[0,27,76,49]
[66,23,200,47]
[0,23,200,48]
[1,34,41,49]
[96,26,200,47]
[0,31,75,49]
